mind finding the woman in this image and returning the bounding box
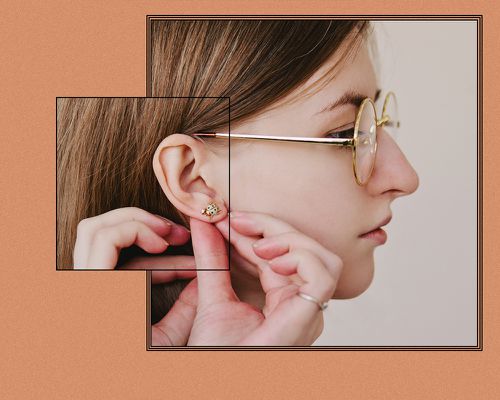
[57,20,419,345]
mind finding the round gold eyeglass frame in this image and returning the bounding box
[192,91,400,186]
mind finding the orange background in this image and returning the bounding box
[0,1,497,398]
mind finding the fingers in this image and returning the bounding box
[152,278,198,346]
[149,256,197,283]
[74,207,190,269]
[222,210,342,345]
[260,245,335,320]
[243,248,335,345]
[84,220,170,269]
[229,210,298,237]
[190,217,238,307]
[151,268,196,284]
[229,211,343,292]
[120,254,196,271]
[215,216,291,292]
[252,231,343,284]
[215,216,265,269]
[269,249,336,304]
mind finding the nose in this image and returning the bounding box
[365,127,420,199]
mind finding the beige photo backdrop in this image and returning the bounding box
[315,20,478,346]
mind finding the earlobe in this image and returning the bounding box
[152,133,228,223]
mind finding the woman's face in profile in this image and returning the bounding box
[214,40,420,298]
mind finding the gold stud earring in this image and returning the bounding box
[201,201,222,219]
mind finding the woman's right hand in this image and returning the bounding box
[73,207,194,272]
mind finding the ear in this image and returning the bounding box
[152,133,228,223]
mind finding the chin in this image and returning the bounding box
[331,257,375,299]
[332,283,371,299]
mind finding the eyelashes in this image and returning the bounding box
[326,127,355,139]
[325,127,355,152]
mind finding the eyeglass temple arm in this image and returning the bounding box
[376,115,401,128]
[192,132,353,146]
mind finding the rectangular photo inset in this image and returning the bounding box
[56,96,230,271]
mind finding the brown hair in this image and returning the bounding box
[57,20,374,323]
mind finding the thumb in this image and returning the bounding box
[152,278,198,346]
[190,217,237,307]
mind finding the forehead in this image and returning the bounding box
[248,40,378,128]
[288,41,377,115]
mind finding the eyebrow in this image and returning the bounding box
[314,88,381,115]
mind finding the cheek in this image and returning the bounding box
[229,149,286,209]
[229,145,362,238]
[228,145,375,299]
[229,145,311,207]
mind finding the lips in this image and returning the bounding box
[359,215,392,236]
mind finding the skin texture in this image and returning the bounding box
[152,216,338,346]
[152,40,419,308]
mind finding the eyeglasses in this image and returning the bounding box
[192,91,400,186]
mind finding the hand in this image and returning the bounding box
[213,211,344,344]
[151,277,199,346]
[73,207,194,273]
[183,215,342,346]
[72,206,201,345]
[216,210,344,300]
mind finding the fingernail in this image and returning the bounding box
[230,215,261,231]
[229,211,245,217]
[154,214,172,226]
[162,239,169,247]
[175,223,190,233]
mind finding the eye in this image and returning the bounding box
[326,127,355,139]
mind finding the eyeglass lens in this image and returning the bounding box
[355,100,377,185]
[355,94,400,185]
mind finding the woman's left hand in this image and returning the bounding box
[209,211,344,345]
[216,210,344,300]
